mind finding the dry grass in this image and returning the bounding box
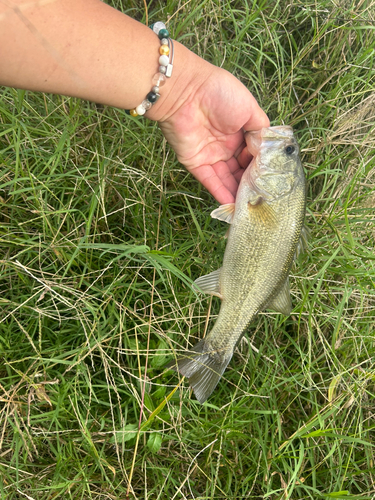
[0,1,375,499]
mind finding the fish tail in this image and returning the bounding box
[167,339,233,404]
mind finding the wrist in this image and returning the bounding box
[146,40,212,123]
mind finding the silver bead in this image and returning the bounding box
[159,65,167,74]
[160,38,169,45]
[152,21,166,35]
[152,86,159,94]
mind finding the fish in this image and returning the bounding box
[169,125,306,404]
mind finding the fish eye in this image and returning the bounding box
[285,145,295,155]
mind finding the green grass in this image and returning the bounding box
[1,0,375,498]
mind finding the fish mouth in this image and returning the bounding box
[245,126,294,156]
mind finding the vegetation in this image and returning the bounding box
[1,0,374,498]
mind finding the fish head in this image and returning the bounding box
[243,126,303,202]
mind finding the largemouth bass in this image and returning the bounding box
[169,126,306,403]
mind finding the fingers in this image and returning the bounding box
[189,162,238,204]
[224,156,245,183]
[236,97,269,169]
[242,95,270,132]
[236,146,253,170]
[244,108,270,131]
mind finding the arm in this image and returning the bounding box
[0,0,176,110]
[0,0,270,203]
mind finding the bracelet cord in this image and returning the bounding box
[127,22,174,117]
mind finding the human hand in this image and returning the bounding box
[151,44,270,205]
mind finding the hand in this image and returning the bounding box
[153,48,270,205]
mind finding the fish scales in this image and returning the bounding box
[168,126,306,403]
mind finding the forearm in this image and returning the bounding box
[0,0,208,119]
[0,0,270,204]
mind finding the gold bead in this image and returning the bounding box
[159,44,170,56]
[129,109,138,117]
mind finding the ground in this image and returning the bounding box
[0,1,375,499]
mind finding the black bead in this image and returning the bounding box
[146,92,158,103]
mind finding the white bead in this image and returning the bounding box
[135,104,146,116]
[159,55,169,66]
[152,22,166,35]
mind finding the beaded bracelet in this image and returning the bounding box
[127,22,174,117]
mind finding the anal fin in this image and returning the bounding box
[194,268,223,299]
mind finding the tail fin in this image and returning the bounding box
[167,339,233,403]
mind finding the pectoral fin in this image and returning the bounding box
[268,279,292,315]
[194,268,223,299]
[248,198,277,225]
[248,189,263,206]
[211,203,235,224]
